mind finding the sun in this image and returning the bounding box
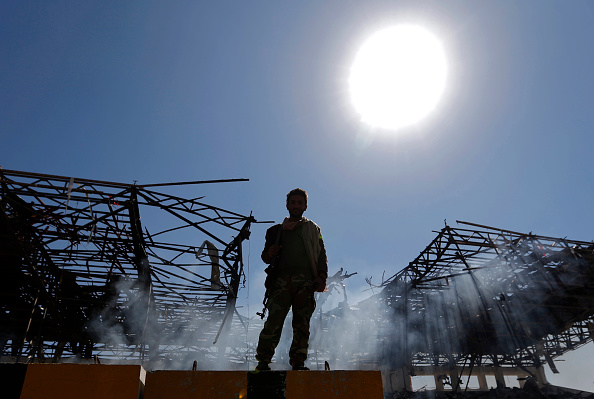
[349,25,448,131]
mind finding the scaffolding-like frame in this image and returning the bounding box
[0,168,258,368]
[361,221,594,372]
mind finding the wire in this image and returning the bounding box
[247,238,250,316]
[245,238,251,370]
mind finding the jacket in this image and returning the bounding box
[261,218,328,279]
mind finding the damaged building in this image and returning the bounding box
[0,168,257,368]
[1,168,593,398]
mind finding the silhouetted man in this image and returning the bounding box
[255,188,327,371]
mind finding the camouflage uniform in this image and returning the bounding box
[256,219,327,366]
[256,274,316,365]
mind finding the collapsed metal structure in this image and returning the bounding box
[0,168,258,367]
[273,221,594,386]
[363,221,594,374]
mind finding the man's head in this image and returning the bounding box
[286,188,307,206]
[286,188,308,219]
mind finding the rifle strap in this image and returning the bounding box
[274,223,282,246]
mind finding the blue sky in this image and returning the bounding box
[2,1,593,391]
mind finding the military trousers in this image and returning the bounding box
[256,274,316,365]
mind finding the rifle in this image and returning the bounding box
[256,225,282,319]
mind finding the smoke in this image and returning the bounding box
[248,270,385,371]
[85,272,256,370]
[263,238,594,374]
[86,276,162,358]
[312,238,594,374]
[82,235,593,379]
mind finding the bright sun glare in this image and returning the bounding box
[349,25,447,131]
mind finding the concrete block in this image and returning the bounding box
[286,370,384,399]
[144,370,247,399]
[0,363,28,399]
[248,370,286,399]
[19,364,145,399]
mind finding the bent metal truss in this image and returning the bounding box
[362,221,594,373]
[0,168,259,367]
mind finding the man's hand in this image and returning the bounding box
[268,245,281,260]
[313,276,326,292]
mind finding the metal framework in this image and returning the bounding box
[359,221,594,372]
[2,168,594,380]
[0,168,259,368]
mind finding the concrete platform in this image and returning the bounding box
[146,369,383,399]
[6,364,383,399]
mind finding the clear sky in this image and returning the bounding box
[2,1,593,392]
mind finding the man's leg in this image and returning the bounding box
[288,280,316,368]
[256,278,291,366]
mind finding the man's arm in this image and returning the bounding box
[313,236,328,292]
[317,237,328,279]
[261,224,281,264]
